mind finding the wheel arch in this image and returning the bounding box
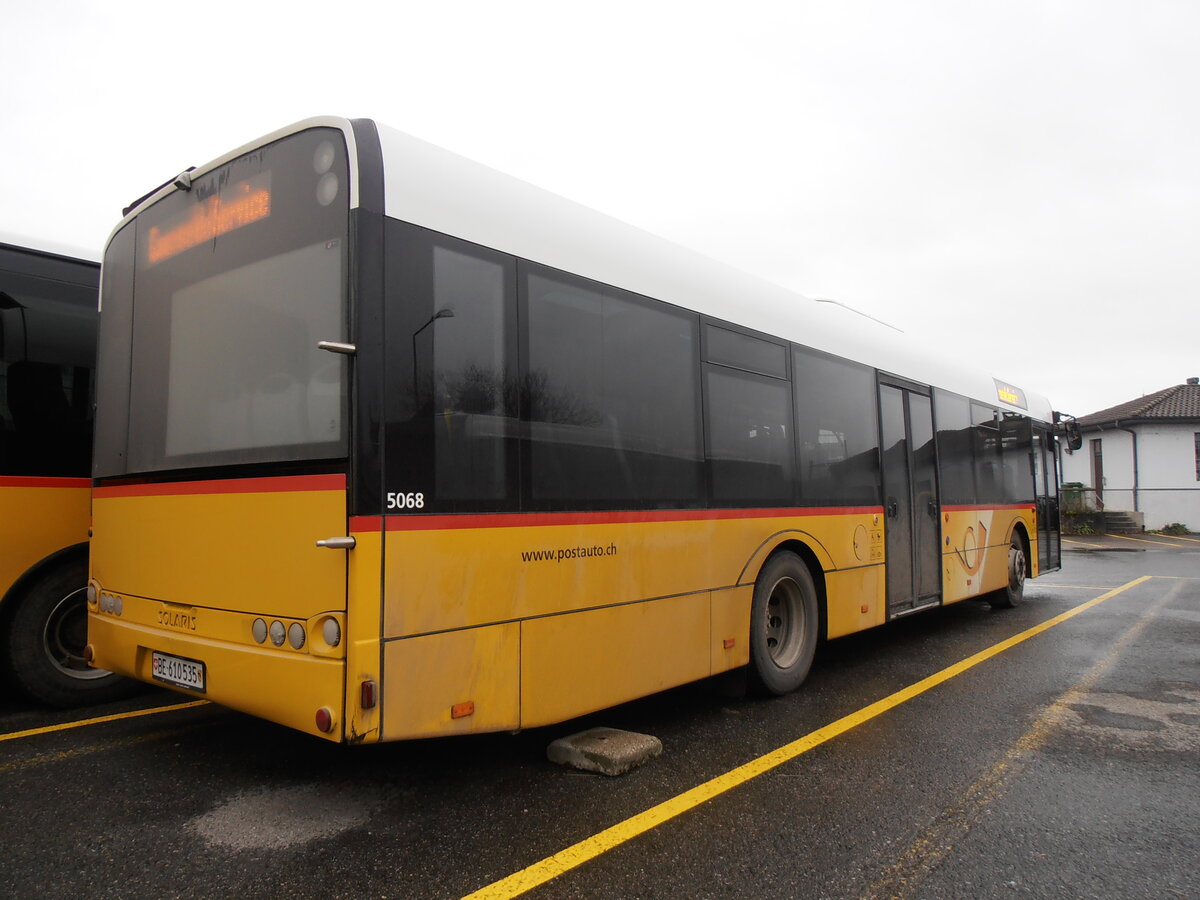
[0,542,89,629]
[1006,520,1032,578]
[748,536,830,643]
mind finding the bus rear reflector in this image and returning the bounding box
[360,681,377,710]
[451,701,475,719]
[315,707,334,733]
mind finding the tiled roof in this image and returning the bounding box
[1077,383,1200,427]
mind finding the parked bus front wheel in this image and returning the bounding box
[989,534,1028,610]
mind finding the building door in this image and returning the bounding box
[1090,438,1104,505]
[879,381,941,616]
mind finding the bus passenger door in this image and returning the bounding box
[879,382,941,616]
[1033,428,1061,572]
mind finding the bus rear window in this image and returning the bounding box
[97,127,350,475]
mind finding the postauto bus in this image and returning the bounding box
[87,119,1071,741]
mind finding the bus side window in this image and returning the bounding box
[971,402,1001,504]
[934,390,975,504]
[793,348,880,507]
[705,367,794,505]
[1,279,97,478]
[703,325,794,507]
[1000,412,1034,502]
[525,267,702,510]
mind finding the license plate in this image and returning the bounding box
[151,651,206,692]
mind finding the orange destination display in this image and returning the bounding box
[146,174,271,264]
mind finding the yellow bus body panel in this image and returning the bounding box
[382,511,880,636]
[345,526,383,743]
[377,509,885,737]
[88,475,349,740]
[90,496,1038,741]
[91,477,346,618]
[88,609,345,736]
[520,591,713,728]
[383,623,521,739]
[941,505,1037,602]
[0,477,89,598]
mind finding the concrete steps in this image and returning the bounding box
[1103,511,1141,534]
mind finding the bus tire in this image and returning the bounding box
[749,551,819,695]
[989,534,1027,610]
[3,556,137,707]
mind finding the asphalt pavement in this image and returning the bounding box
[1,531,1196,899]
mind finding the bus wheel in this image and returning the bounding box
[4,556,137,707]
[749,551,819,695]
[989,535,1027,610]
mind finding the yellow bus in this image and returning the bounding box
[87,118,1072,742]
[1,236,131,705]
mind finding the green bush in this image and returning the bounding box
[1160,523,1190,536]
[1063,513,1095,535]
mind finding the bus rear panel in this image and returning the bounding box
[89,126,358,740]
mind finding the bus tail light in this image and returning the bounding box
[361,680,377,710]
[321,617,341,647]
[288,622,306,650]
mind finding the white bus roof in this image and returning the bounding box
[0,231,100,264]
[373,123,1053,423]
[115,117,1056,423]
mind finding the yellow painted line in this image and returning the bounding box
[864,577,1181,899]
[0,724,209,775]
[1062,538,1102,548]
[1104,532,1184,547]
[1029,584,1116,590]
[1143,532,1200,544]
[462,576,1153,900]
[0,700,209,744]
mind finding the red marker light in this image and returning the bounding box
[315,707,334,733]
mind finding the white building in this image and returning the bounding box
[1061,379,1200,531]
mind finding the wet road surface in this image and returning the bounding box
[2,532,1197,899]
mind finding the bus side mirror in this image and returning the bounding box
[1053,412,1083,452]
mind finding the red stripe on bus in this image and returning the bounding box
[0,476,90,489]
[93,473,346,498]
[358,506,884,533]
[942,504,1036,512]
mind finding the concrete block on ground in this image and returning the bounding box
[547,727,663,776]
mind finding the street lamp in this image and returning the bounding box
[412,307,455,407]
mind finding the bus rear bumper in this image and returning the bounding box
[87,612,347,741]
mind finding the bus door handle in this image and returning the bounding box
[316,536,356,550]
[886,498,899,518]
[927,498,937,518]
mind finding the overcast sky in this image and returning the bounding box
[4,0,1196,417]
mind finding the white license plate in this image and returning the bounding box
[151,651,206,692]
